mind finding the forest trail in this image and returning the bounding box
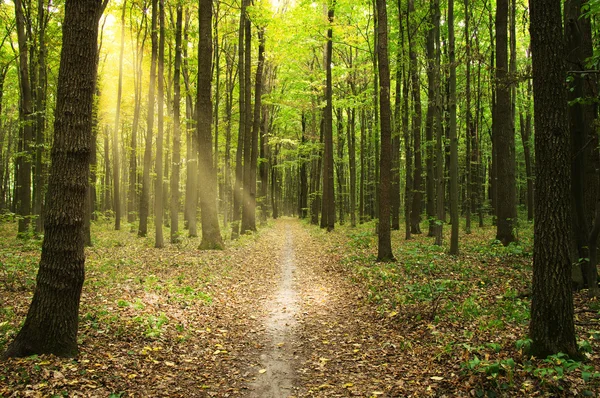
[248,223,299,397]
[3,218,534,397]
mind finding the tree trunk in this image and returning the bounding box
[528,0,579,359]
[232,0,248,239]
[376,0,395,262]
[14,0,34,236]
[320,5,335,231]
[347,107,357,227]
[433,0,444,246]
[112,0,126,231]
[448,0,459,254]
[425,1,436,238]
[565,0,599,296]
[154,0,165,247]
[3,0,105,359]
[170,5,182,243]
[494,0,516,245]
[197,0,223,249]
[464,0,472,234]
[248,28,265,229]
[408,0,422,235]
[33,0,48,235]
[138,0,158,237]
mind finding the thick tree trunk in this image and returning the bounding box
[197,0,223,249]
[528,0,579,359]
[3,0,104,358]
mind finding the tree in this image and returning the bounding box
[170,4,183,244]
[528,0,578,359]
[154,0,165,248]
[14,0,34,236]
[112,0,126,231]
[376,0,394,262]
[320,3,335,232]
[138,0,158,238]
[3,0,106,358]
[197,0,223,249]
[448,0,459,255]
[494,0,516,246]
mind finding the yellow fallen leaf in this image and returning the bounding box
[343,383,354,388]
[128,374,137,379]
[430,376,444,381]
[259,369,267,374]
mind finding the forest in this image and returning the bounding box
[1,0,600,396]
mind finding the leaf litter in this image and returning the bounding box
[1,219,600,397]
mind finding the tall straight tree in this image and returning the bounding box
[113,0,127,231]
[170,4,183,243]
[320,2,335,231]
[33,0,49,236]
[376,0,394,262]
[154,0,165,248]
[14,0,34,236]
[232,0,248,239]
[425,0,436,238]
[240,6,253,234]
[408,0,422,235]
[248,28,266,230]
[494,0,516,245]
[448,0,459,255]
[139,0,158,237]
[3,0,106,358]
[528,0,578,358]
[197,0,223,249]
[565,0,599,295]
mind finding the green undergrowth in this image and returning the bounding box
[306,217,600,396]
[0,218,258,352]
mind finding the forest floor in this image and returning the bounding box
[1,217,600,397]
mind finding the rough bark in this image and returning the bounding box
[3,0,104,358]
[528,0,579,359]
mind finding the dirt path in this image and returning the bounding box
[248,223,299,397]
